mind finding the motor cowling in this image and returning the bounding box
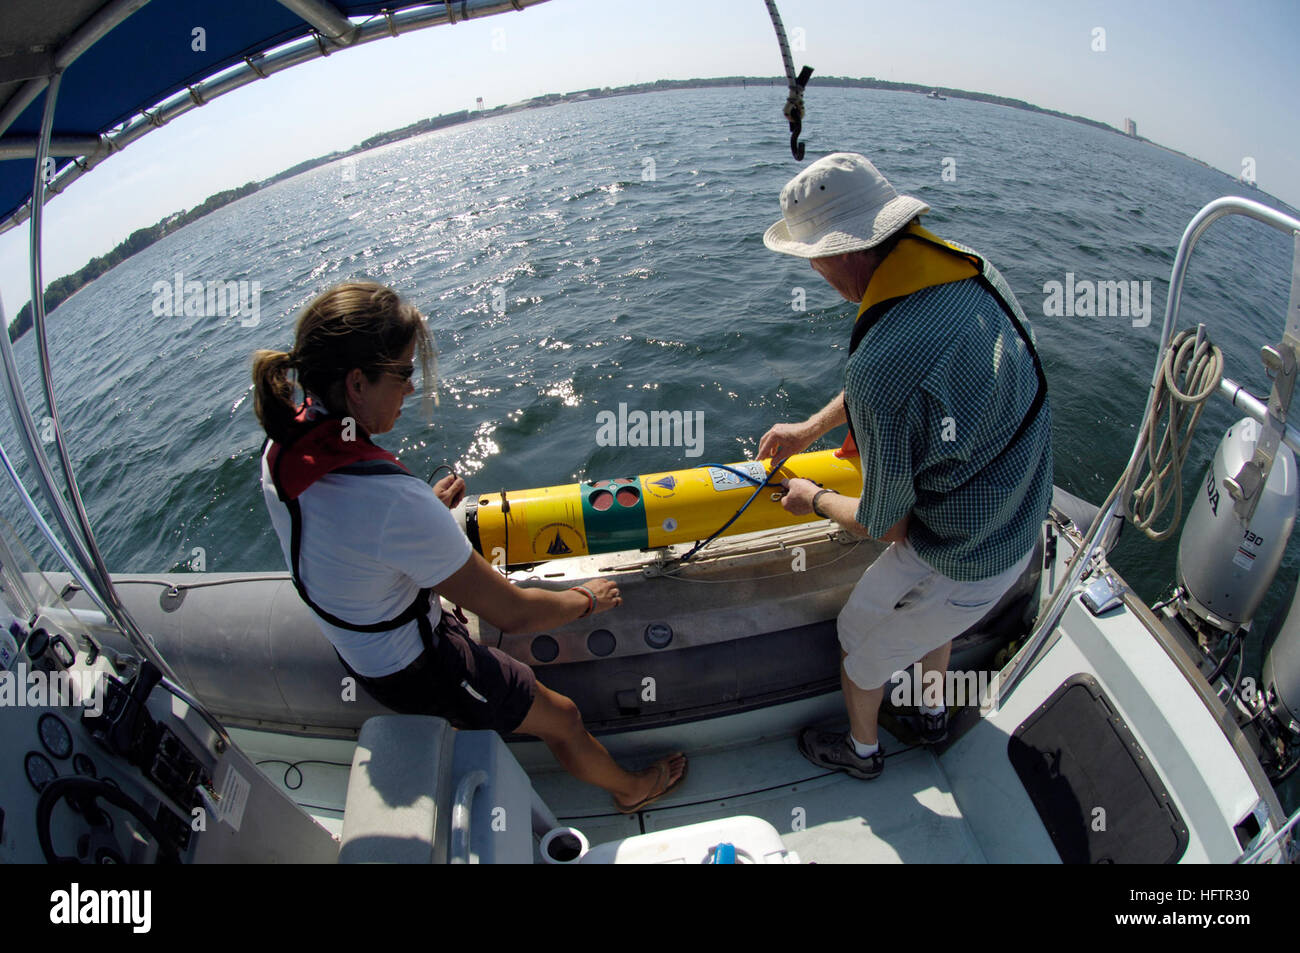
[1177,419,1298,631]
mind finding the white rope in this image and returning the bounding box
[764,0,799,90]
[764,0,810,158]
[656,538,865,583]
[1129,328,1224,540]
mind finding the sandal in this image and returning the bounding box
[615,754,688,814]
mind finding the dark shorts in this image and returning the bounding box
[341,610,537,733]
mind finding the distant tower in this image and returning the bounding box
[1124,118,1137,138]
[476,97,485,111]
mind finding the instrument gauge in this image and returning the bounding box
[73,753,96,777]
[38,712,73,759]
[25,752,57,792]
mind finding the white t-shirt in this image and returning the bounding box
[261,444,472,677]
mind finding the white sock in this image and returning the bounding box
[849,734,879,758]
[919,704,945,717]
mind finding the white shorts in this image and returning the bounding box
[837,539,1033,690]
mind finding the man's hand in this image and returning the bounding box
[757,392,848,461]
[778,477,822,516]
[433,474,466,509]
[758,422,816,461]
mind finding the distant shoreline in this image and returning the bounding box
[8,75,1280,342]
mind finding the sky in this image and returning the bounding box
[1,0,1297,315]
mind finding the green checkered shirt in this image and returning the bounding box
[846,255,1053,581]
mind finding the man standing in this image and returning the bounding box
[757,153,1052,780]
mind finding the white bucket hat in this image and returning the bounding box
[763,152,930,258]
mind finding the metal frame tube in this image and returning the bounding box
[273,0,360,45]
[28,73,124,611]
[0,136,105,159]
[1219,376,1300,455]
[0,73,178,681]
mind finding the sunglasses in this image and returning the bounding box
[370,362,416,382]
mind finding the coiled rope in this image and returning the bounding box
[1129,327,1224,540]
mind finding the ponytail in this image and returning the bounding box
[251,349,300,444]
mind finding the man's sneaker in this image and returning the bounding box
[797,727,884,780]
[918,710,948,745]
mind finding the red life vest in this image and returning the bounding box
[267,403,411,501]
[266,405,434,637]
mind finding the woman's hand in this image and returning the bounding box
[433,474,466,508]
[582,578,622,615]
[437,554,623,634]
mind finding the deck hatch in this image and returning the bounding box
[1007,673,1189,864]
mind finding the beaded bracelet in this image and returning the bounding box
[570,585,597,618]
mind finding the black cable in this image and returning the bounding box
[1150,587,1180,614]
[1226,646,1247,700]
[1205,631,1244,684]
[499,487,510,575]
[680,457,790,563]
[426,463,454,485]
[255,758,353,791]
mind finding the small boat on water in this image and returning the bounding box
[0,1,1297,869]
[926,89,947,100]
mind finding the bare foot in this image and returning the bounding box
[614,752,687,813]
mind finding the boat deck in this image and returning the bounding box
[533,729,988,864]
[231,693,1017,864]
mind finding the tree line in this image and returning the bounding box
[6,75,1151,342]
[7,181,259,341]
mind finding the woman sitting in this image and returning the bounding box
[252,282,684,813]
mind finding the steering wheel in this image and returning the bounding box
[37,777,180,864]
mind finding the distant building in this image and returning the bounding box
[1124,118,1137,137]
[476,97,484,111]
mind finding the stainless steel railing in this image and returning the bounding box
[999,197,1300,704]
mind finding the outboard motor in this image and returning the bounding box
[1176,419,1297,635]
[1175,418,1300,781]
